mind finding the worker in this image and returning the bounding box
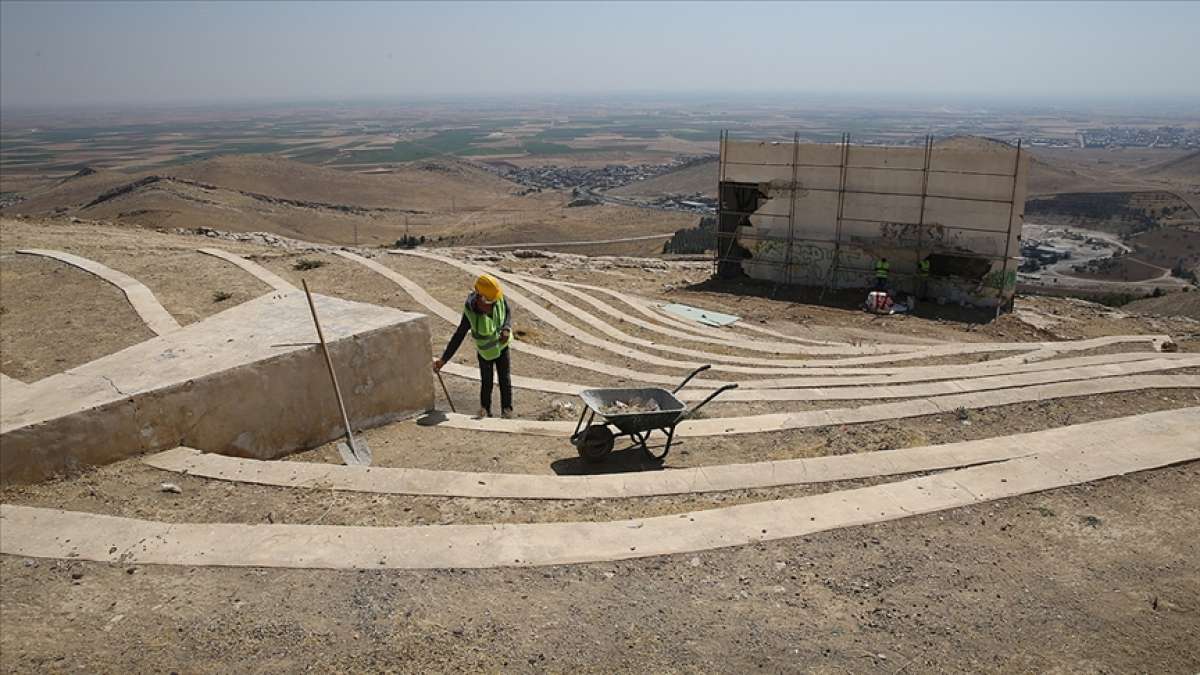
[917,256,931,299]
[874,257,890,291]
[432,273,514,419]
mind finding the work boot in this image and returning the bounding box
[476,407,489,419]
[501,407,514,419]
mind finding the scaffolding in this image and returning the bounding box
[712,133,1027,308]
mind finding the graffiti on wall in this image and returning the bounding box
[878,222,948,247]
[983,269,1017,290]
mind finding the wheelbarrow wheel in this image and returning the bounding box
[576,425,615,462]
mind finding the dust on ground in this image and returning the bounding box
[3,216,1199,673]
[2,464,1196,673]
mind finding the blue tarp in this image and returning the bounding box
[661,303,740,327]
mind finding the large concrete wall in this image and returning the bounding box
[0,292,433,485]
[720,140,1029,306]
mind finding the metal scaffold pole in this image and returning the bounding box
[821,132,851,300]
[783,132,800,286]
[914,134,933,295]
[713,129,727,278]
[996,138,1023,318]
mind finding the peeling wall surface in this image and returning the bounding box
[0,292,433,485]
[717,139,1029,306]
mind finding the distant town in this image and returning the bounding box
[485,155,712,192]
[1080,125,1200,149]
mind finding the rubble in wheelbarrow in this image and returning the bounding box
[600,398,662,415]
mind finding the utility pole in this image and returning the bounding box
[353,222,359,247]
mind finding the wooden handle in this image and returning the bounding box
[302,279,356,445]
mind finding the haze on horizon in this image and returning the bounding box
[1,0,1197,110]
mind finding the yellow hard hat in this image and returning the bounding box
[474,273,503,302]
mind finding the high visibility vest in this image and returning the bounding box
[918,259,930,278]
[464,297,511,361]
[874,260,890,279]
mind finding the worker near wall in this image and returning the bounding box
[917,256,931,299]
[433,273,514,419]
[874,257,890,291]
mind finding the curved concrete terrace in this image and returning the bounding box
[438,354,1198,400]
[494,269,915,368]
[421,375,1200,437]
[143,408,1197,499]
[5,406,1196,569]
[16,249,181,336]
[522,273,845,351]
[339,251,1168,385]
[197,247,296,291]
[533,273,844,346]
[396,248,925,360]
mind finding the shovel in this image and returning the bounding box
[435,369,457,413]
[302,279,371,466]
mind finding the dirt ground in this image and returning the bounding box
[2,464,1196,673]
[0,254,154,381]
[3,215,1199,673]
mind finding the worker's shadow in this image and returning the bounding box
[550,442,669,475]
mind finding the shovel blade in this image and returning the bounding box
[336,438,372,467]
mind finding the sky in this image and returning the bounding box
[1,1,1197,108]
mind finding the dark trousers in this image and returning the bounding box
[874,276,888,291]
[478,348,513,413]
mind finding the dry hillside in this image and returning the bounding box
[610,159,719,199]
[1134,150,1200,191]
[168,155,515,210]
[1123,288,1200,320]
[0,155,694,251]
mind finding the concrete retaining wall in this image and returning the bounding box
[0,292,433,485]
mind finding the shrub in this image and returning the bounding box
[293,258,325,271]
[212,290,233,303]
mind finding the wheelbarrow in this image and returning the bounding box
[570,365,738,462]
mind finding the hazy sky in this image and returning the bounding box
[1,1,1196,107]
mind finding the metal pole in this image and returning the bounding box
[996,139,1023,318]
[784,132,800,286]
[823,132,851,299]
[715,129,728,278]
[915,134,933,295]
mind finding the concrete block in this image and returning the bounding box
[0,291,432,485]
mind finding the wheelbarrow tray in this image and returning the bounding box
[571,366,736,463]
[579,387,686,435]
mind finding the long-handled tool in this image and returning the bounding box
[435,369,457,413]
[302,279,371,466]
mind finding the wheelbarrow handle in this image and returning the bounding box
[672,364,712,393]
[679,383,739,421]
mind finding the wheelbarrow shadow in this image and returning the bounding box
[550,441,675,475]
